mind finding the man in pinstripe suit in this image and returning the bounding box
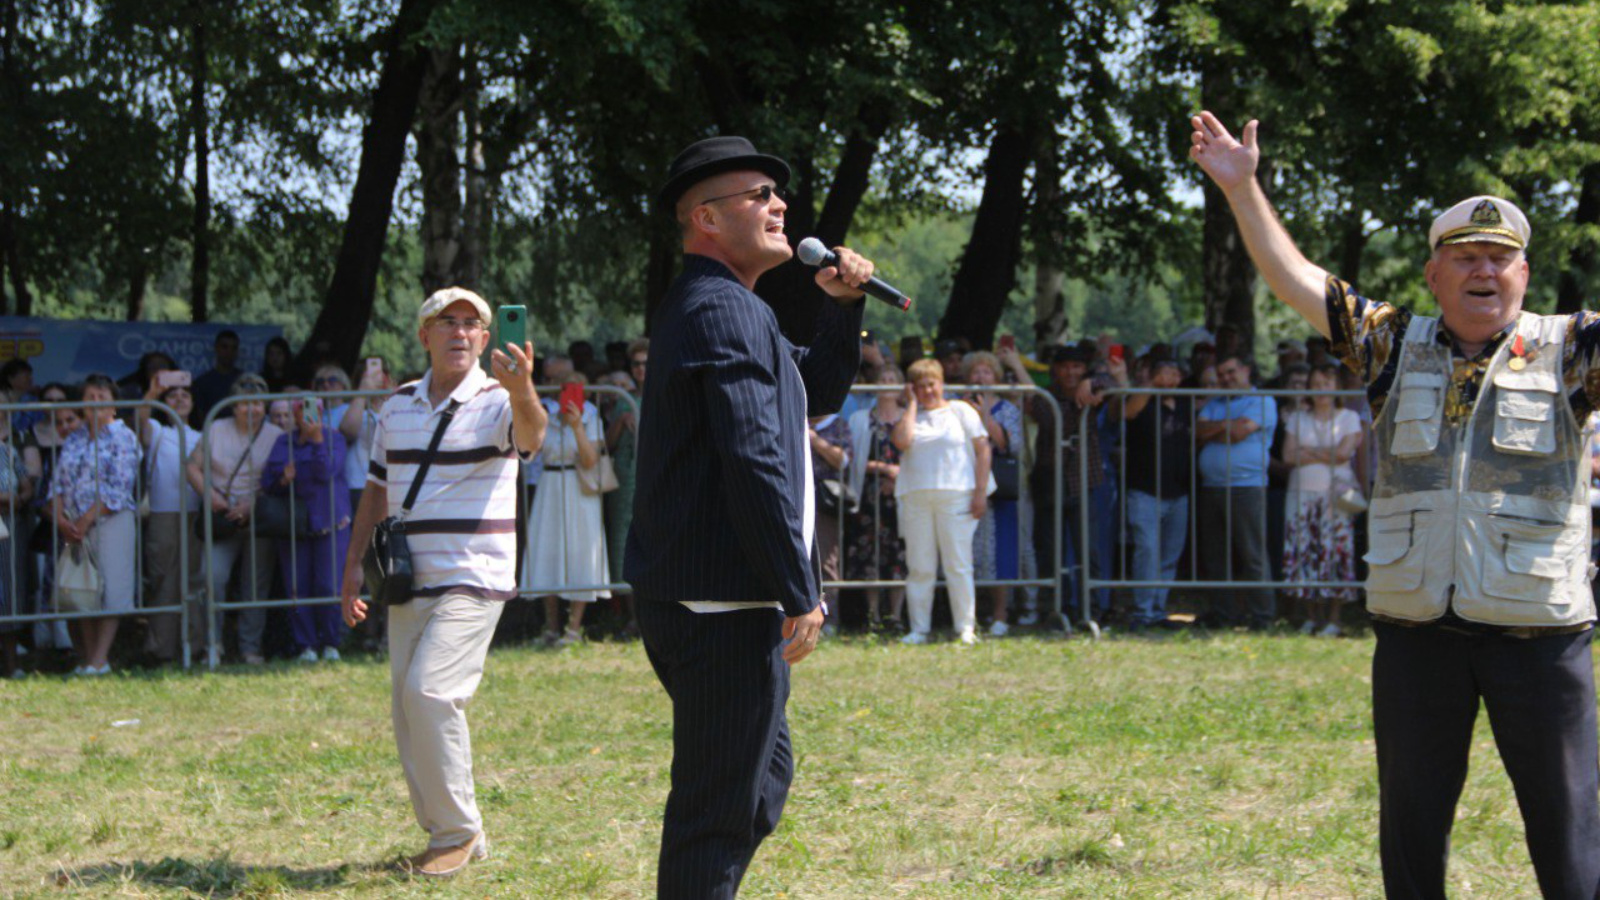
[626,136,875,898]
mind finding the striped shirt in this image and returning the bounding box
[368,365,530,600]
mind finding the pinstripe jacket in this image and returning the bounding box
[625,254,864,617]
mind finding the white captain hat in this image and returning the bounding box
[1428,196,1530,251]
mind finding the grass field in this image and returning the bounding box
[0,630,1560,898]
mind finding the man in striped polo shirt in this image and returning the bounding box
[340,286,547,878]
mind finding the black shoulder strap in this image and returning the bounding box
[400,400,460,517]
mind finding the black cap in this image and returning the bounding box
[1050,344,1094,364]
[934,339,963,358]
[658,136,792,213]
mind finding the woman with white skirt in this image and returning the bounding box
[523,375,610,646]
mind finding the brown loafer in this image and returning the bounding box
[403,832,488,878]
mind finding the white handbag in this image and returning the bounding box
[55,543,104,613]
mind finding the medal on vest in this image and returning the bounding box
[1509,334,1529,371]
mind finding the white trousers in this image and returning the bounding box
[388,592,504,848]
[900,489,979,637]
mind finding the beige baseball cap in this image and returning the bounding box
[417,287,492,328]
[1428,196,1530,251]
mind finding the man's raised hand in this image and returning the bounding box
[1189,112,1259,192]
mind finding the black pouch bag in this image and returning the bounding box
[363,400,458,607]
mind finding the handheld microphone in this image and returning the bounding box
[796,237,912,312]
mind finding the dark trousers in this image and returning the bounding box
[637,599,792,900]
[1196,487,1274,627]
[1372,621,1600,900]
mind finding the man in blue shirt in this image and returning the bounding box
[1196,353,1278,628]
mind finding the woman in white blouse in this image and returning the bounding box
[1282,362,1363,637]
[523,373,610,646]
[136,375,204,663]
[892,358,992,645]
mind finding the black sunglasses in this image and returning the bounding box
[698,183,786,207]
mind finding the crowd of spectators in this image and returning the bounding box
[0,319,1421,675]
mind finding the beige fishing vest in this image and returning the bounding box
[1365,312,1595,626]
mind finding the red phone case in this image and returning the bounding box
[559,383,584,411]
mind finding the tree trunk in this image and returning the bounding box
[1031,140,1067,350]
[417,44,463,293]
[458,44,485,290]
[189,8,210,322]
[1200,62,1256,350]
[939,126,1031,348]
[814,124,880,248]
[295,0,440,373]
[0,0,26,316]
[1558,163,1600,315]
[0,204,24,316]
[125,260,148,322]
[1337,210,1366,288]
[644,223,677,335]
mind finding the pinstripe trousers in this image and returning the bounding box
[638,599,792,900]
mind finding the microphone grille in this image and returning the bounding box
[796,237,828,266]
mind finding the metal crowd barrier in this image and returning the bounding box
[0,399,195,666]
[198,385,642,664]
[1078,385,1370,633]
[11,379,1068,666]
[820,384,1066,622]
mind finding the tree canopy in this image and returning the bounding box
[4,0,1599,374]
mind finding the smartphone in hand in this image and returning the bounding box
[302,396,322,427]
[157,370,192,389]
[558,382,584,414]
[1109,344,1125,362]
[998,335,1016,353]
[495,305,528,356]
[365,357,383,377]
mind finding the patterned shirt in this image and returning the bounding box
[1325,276,1600,422]
[49,419,142,518]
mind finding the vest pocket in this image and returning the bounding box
[1481,513,1570,602]
[1390,373,1444,457]
[1492,388,1557,455]
[1364,508,1432,592]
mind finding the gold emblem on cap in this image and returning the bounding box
[1470,199,1502,227]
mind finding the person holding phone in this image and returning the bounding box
[522,372,609,646]
[136,371,204,663]
[263,393,351,662]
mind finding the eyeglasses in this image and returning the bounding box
[630,359,648,368]
[312,376,347,388]
[431,316,485,333]
[697,184,785,207]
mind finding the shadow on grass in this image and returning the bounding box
[58,855,376,895]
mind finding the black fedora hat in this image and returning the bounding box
[657,136,791,213]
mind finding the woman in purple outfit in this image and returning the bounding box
[262,396,351,662]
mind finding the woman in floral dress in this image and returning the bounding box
[1281,363,1363,636]
[845,365,907,629]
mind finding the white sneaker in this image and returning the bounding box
[958,630,980,646]
[10,669,26,680]
[899,631,928,646]
[321,647,341,662]
[1318,622,1343,638]
[297,648,320,663]
[82,664,110,676]
[988,621,1010,637]
[1299,620,1318,636]
[1016,611,1040,627]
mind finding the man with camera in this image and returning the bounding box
[339,287,547,878]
